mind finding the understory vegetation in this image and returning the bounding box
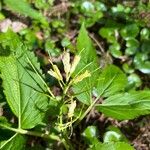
[0,0,150,150]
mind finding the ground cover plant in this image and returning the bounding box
[0,0,150,150]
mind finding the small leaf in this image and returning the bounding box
[128,73,142,88]
[83,126,97,139]
[104,131,122,143]
[82,126,100,146]
[90,142,134,150]
[140,28,149,40]
[104,126,128,143]
[81,1,94,12]
[99,28,116,43]
[109,43,122,58]
[120,24,139,39]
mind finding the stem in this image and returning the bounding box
[0,124,60,141]
[74,97,99,127]
[62,132,74,150]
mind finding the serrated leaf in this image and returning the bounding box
[76,23,98,73]
[90,142,134,150]
[96,91,150,120]
[96,65,127,98]
[0,134,26,150]
[4,0,47,24]
[73,23,99,105]
[0,31,48,129]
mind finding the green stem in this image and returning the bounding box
[74,97,99,127]
[0,124,60,141]
[62,132,74,150]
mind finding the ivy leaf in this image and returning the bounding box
[0,31,48,129]
[96,91,150,120]
[82,126,100,145]
[120,24,139,39]
[103,126,129,143]
[73,23,99,105]
[96,65,127,98]
[90,142,134,150]
[0,134,26,150]
[4,0,47,25]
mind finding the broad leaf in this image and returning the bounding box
[96,91,150,120]
[90,142,134,150]
[96,65,127,98]
[4,0,47,24]
[0,134,26,150]
[76,23,98,72]
[0,31,48,129]
[73,23,99,105]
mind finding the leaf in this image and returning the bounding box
[104,126,128,143]
[90,142,134,150]
[82,126,100,146]
[120,24,139,39]
[0,31,48,129]
[134,53,150,74]
[83,126,98,139]
[96,65,127,98]
[99,27,116,43]
[4,0,47,25]
[109,42,122,58]
[96,90,150,120]
[0,134,26,150]
[72,23,99,105]
[76,23,98,72]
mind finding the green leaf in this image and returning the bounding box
[104,131,121,143]
[120,24,139,39]
[134,53,150,74]
[126,38,139,48]
[99,28,116,43]
[90,142,134,150]
[109,43,122,58]
[141,40,150,54]
[81,1,94,12]
[104,126,128,143]
[73,23,99,105]
[128,73,142,88]
[96,65,127,98]
[96,91,150,120]
[140,28,149,40]
[0,31,48,129]
[76,23,98,72]
[0,134,26,150]
[83,126,100,146]
[4,0,47,25]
